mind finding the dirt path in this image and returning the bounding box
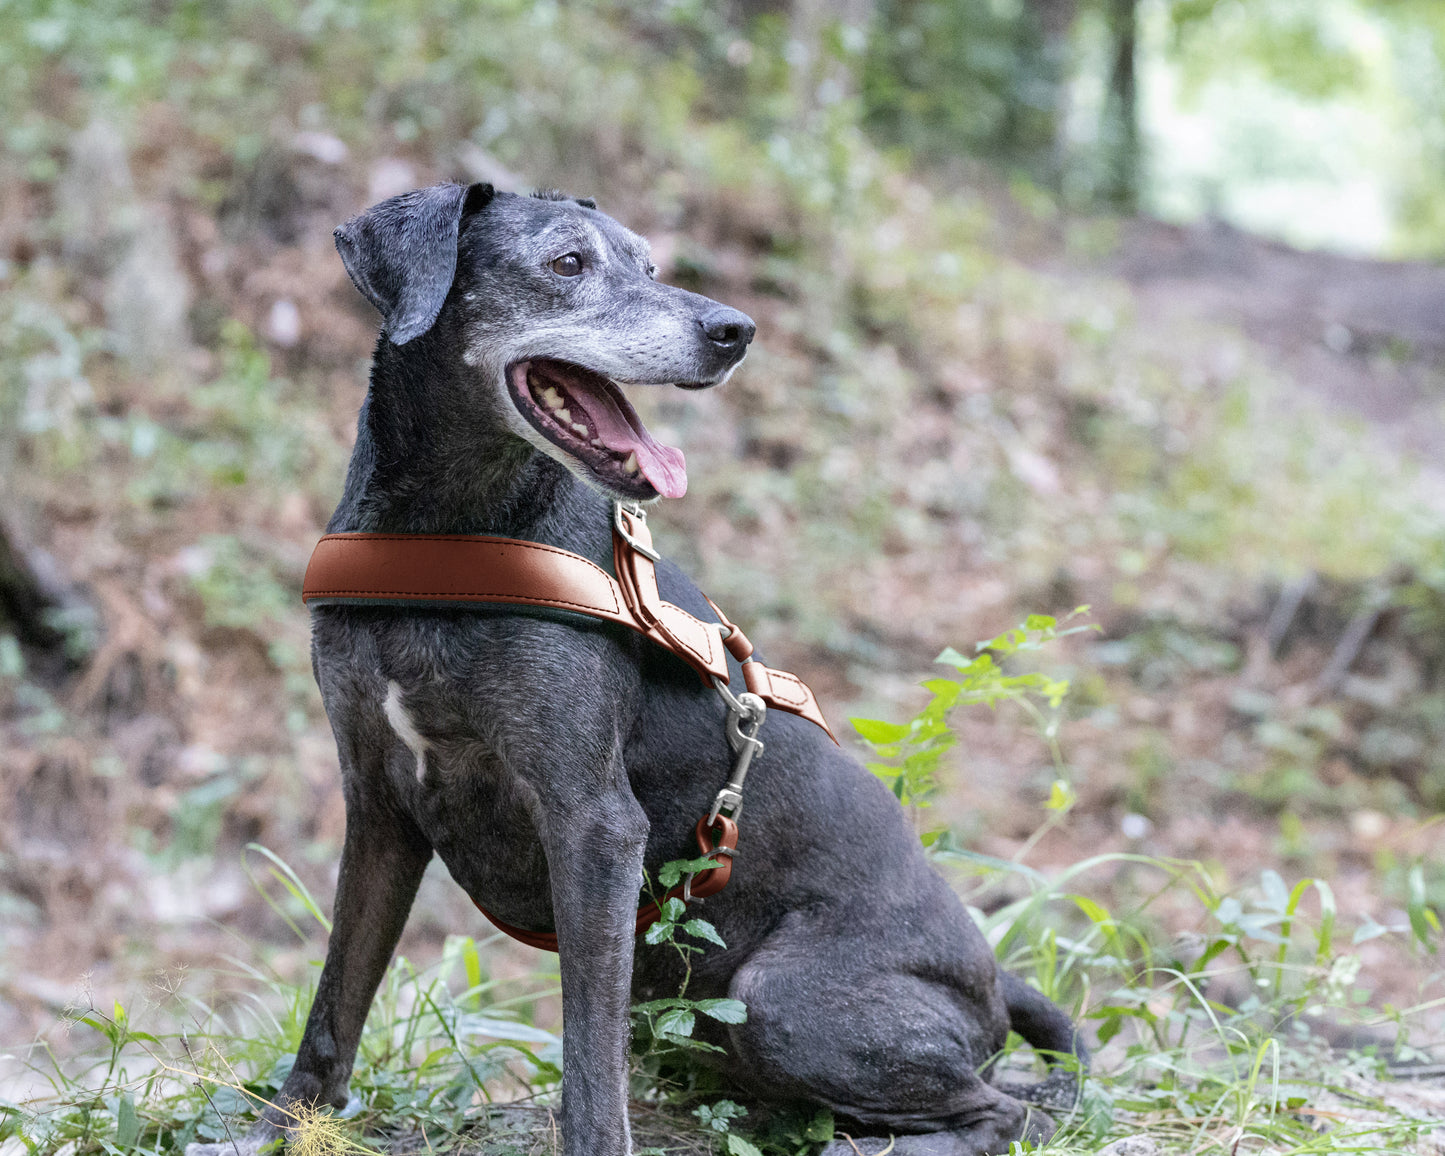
[1109,217,1445,467]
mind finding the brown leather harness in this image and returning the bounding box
[301,502,834,951]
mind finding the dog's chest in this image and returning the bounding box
[370,677,557,916]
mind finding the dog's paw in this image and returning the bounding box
[1019,1105,1057,1147]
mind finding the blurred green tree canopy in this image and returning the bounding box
[4,0,1443,253]
[664,0,1445,253]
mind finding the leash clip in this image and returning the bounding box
[708,686,766,824]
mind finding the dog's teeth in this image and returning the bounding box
[590,438,604,447]
[555,408,571,423]
[622,451,638,474]
[572,422,589,436]
[543,388,563,409]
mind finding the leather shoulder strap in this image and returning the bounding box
[303,528,835,741]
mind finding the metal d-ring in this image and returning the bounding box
[682,838,736,905]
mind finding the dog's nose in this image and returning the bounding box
[699,307,756,353]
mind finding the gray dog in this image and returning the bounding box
[188,183,1084,1156]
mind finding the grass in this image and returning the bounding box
[3,835,1439,1155]
[1,931,563,1155]
[3,617,1440,1156]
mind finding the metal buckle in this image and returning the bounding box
[612,500,660,562]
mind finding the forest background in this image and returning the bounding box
[1,1,1444,1153]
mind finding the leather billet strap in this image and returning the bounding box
[302,514,835,741]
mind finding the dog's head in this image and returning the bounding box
[334,182,754,501]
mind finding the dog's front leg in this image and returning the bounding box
[187,800,431,1156]
[541,782,649,1156]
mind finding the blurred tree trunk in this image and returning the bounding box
[1100,0,1140,210]
[0,518,62,649]
[1025,0,1080,189]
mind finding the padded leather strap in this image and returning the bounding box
[303,527,835,740]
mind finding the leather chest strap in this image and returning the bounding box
[302,530,835,741]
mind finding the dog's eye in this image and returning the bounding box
[647,263,657,279]
[551,253,584,277]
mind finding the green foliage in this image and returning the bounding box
[861,0,1061,177]
[693,1100,768,1156]
[184,535,292,635]
[852,610,1094,823]
[633,864,747,1060]
[944,845,1441,1152]
[846,611,1440,1151]
[1,862,559,1156]
[1168,0,1367,100]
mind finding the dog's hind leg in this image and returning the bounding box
[185,796,432,1156]
[720,911,1052,1156]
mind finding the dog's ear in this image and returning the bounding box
[334,182,496,345]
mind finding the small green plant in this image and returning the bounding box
[693,1099,764,1156]
[851,609,1094,841]
[631,857,748,1058]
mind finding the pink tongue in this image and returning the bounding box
[567,381,688,498]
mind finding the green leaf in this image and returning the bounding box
[682,919,726,947]
[726,1134,764,1156]
[804,1108,835,1142]
[1406,863,1440,948]
[644,922,671,945]
[463,937,483,1001]
[115,1094,139,1149]
[1313,877,1337,958]
[850,716,911,743]
[920,677,961,698]
[632,998,686,1014]
[659,855,724,889]
[1095,1014,1122,1046]
[693,1100,747,1133]
[654,1008,695,1039]
[693,998,748,1024]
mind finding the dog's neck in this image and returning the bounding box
[325,336,607,544]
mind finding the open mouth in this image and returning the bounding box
[507,359,691,499]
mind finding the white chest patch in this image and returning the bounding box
[383,680,430,783]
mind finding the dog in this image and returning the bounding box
[187,182,1085,1156]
